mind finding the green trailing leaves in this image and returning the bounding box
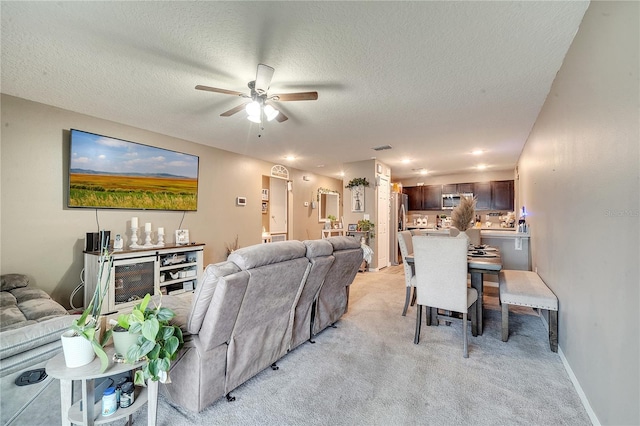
[115,293,184,385]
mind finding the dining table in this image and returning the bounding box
[405,244,503,336]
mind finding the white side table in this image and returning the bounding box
[46,346,157,426]
[321,228,346,239]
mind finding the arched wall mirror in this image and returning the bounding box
[318,190,340,222]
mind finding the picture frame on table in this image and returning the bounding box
[175,229,189,245]
[348,224,358,232]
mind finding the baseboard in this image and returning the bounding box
[538,315,600,425]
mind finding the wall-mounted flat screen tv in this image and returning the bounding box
[68,129,199,211]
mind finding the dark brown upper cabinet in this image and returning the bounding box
[491,180,514,210]
[473,182,492,210]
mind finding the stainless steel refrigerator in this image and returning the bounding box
[389,192,408,265]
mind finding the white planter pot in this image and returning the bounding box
[60,330,95,368]
[112,329,141,359]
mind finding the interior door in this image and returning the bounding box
[377,176,390,269]
[270,178,288,236]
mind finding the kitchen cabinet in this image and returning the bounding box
[441,184,458,194]
[442,183,474,194]
[491,180,514,210]
[404,185,442,210]
[405,180,513,211]
[474,182,492,210]
[405,186,422,211]
[423,185,443,210]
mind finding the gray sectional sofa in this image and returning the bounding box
[0,274,76,376]
[160,236,363,412]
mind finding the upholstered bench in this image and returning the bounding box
[499,270,558,352]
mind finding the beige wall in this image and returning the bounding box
[0,95,341,307]
[518,2,639,424]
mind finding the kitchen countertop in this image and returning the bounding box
[407,227,529,238]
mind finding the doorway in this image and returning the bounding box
[269,177,288,240]
[377,176,390,268]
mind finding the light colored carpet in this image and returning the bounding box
[2,266,591,425]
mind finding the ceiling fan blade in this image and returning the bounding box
[275,112,289,122]
[254,64,275,94]
[271,91,318,101]
[220,102,249,117]
[195,85,245,97]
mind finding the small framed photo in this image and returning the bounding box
[262,202,268,214]
[261,189,269,201]
[175,229,189,245]
[348,223,358,232]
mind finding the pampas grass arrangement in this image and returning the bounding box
[452,195,476,231]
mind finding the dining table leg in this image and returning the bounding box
[470,270,483,335]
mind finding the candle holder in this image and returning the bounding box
[143,229,154,248]
[156,232,165,247]
[130,227,141,249]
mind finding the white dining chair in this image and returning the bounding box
[397,231,416,316]
[412,236,478,357]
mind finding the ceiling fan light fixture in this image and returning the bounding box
[247,114,262,124]
[246,101,261,117]
[264,104,279,121]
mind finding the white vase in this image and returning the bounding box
[112,329,141,359]
[60,330,95,368]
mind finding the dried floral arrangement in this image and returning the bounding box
[451,195,476,231]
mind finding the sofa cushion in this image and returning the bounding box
[1,274,29,291]
[187,261,241,334]
[228,240,306,270]
[326,236,362,251]
[18,298,69,321]
[303,239,334,258]
[0,314,78,360]
[0,292,17,307]
[10,287,52,302]
[0,305,28,331]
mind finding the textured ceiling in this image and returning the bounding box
[1,1,589,179]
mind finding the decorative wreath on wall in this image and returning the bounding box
[345,178,370,189]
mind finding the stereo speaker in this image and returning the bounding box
[85,231,111,252]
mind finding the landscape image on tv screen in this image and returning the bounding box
[68,129,199,211]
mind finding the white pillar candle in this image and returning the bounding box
[131,217,138,228]
[158,227,164,235]
[145,222,151,232]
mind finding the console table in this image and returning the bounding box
[321,228,346,238]
[46,346,157,426]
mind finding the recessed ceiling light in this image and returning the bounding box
[285,155,296,161]
[477,164,487,170]
[316,164,325,168]
[402,159,411,164]
[419,169,428,175]
[472,150,484,156]
[339,171,345,177]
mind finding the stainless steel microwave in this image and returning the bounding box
[442,193,473,210]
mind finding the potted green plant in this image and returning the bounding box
[116,293,184,385]
[345,177,370,189]
[61,235,112,371]
[357,219,375,238]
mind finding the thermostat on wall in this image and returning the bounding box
[236,196,247,206]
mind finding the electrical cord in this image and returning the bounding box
[69,268,85,310]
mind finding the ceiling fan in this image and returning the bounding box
[195,64,318,123]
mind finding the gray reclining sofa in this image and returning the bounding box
[161,236,363,412]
